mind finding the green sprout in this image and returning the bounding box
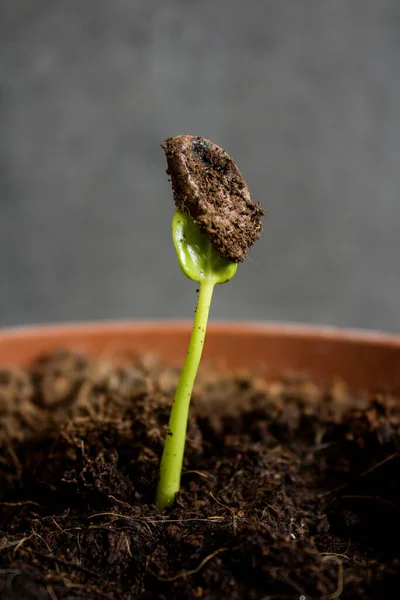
[155,211,237,509]
[155,135,263,510]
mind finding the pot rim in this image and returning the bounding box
[1,319,399,347]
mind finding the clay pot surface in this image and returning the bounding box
[1,320,399,391]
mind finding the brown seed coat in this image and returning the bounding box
[162,135,264,263]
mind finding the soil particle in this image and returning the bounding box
[162,135,264,263]
[0,350,399,599]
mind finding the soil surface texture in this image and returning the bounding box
[163,135,264,263]
[0,349,399,599]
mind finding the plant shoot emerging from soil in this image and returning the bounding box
[156,135,264,509]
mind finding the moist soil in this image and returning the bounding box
[0,349,399,599]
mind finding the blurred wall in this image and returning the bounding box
[1,0,400,331]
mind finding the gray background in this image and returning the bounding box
[1,0,400,332]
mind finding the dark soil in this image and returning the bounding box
[0,350,399,599]
[163,135,264,263]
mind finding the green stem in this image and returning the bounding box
[156,279,215,509]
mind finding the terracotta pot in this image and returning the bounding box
[1,321,400,391]
[1,321,399,598]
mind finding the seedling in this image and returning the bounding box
[156,135,264,509]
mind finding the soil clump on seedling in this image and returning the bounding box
[0,350,399,599]
[163,135,264,263]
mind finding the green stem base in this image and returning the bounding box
[155,280,214,510]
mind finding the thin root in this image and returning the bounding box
[321,556,344,599]
[150,546,228,582]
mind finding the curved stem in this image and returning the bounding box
[156,279,215,509]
